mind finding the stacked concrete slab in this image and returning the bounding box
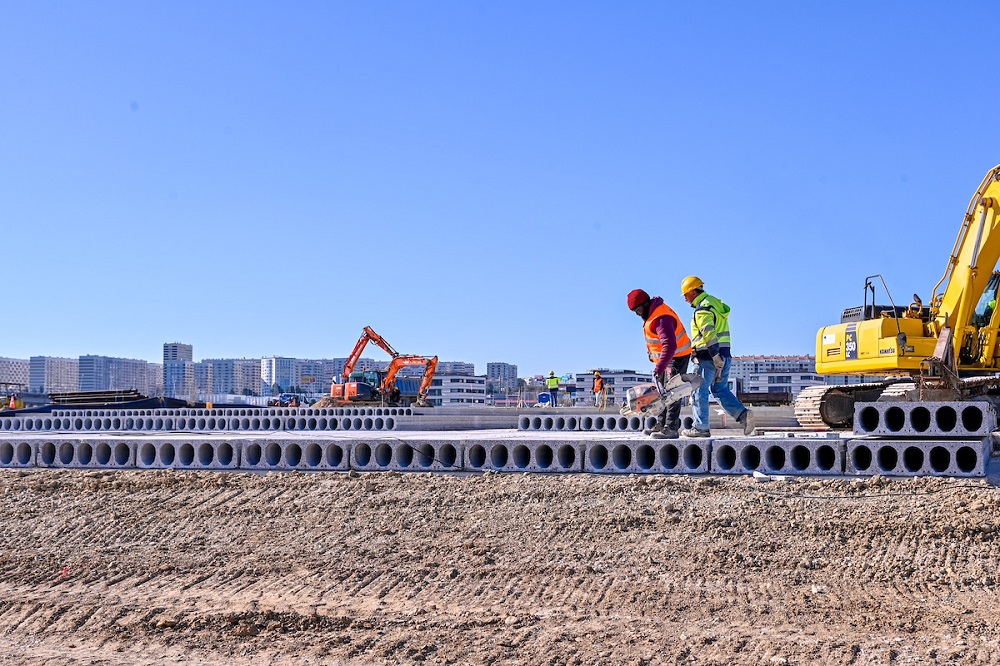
[518,414,657,432]
[848,401,995,478]
[0,407,523,434]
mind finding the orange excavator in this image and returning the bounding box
[329,326,438,407]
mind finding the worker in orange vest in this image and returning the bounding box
[627,289,692,438]
[592,371,605,407]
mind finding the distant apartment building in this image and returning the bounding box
[486,362,519,392]
[163,342,196,398]
[194,361,214,395]
[146,363,163,396]
[436,361,475,376]
[294,359,347,394]
[163,342,193,363]
[29,356,80,394]
[426,374,487,407]
[163,361,195,398]
[0,357,29,388]
[261,357,297,396]
[398,360,473,378]
[202,358,262,396]
[78,355,151,393]
[571,368,651,406]
[729,355,824,399]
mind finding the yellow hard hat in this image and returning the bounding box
[549,371,555,375]
[594,371,601,376]
[681,275,704,294]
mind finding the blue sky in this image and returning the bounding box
[2,1,997,377]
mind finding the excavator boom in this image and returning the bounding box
[339,325,402,384]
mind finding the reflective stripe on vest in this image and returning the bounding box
[644,302,692,361]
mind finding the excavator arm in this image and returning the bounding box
[338,326,402,384]
[927,165,1000,368]
[382,355,438,405]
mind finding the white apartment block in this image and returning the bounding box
[426,374,486,407]
[163,342,193,363]
[78,355,151,393]
[0,357,29,388]
[194,361,214,395]
[729,355,824,399]
[486,362,518,391]
[202,358,262,396]
[29,356,80,394]
[261,357,297,396]
[571,368,652,406]
[146,363,163,396]
[163,361,195,399]
[436,361,475,376]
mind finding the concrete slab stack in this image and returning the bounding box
[711,436,844,475]
[464,440,582,473]
[350,438,463,472]
[846,437,990,477]
[240,439,349,471]
[854,401,996,437]
[0,440,35,467]
[37,439,134,469]
[584,439,710,474]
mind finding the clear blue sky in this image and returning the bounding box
[2,2,997,377]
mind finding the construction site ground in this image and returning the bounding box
[2,461,1000,666]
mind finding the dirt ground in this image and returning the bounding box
[1,469,999,665]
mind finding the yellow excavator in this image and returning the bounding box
[797,164,1000,428]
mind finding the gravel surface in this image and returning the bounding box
[1,469,999,665]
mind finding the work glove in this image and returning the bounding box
[653,372,665,393]
[712,354,726,383]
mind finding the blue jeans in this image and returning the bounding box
[691,355,746,431]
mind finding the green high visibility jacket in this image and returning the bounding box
[689,292,732,353]
[545,376,560,389]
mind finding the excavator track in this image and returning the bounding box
[795,377,1000,430]
[793,380,911,430]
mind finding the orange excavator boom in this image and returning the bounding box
[382,355,439,404]
[339,326,401,386]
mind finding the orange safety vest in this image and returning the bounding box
[644,302,692,362]
[593,376,605,393]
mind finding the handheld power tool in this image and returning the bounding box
[620,373,703,418]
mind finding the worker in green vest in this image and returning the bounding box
[545,371,560,407]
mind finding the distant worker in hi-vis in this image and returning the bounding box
[546,371,560,407]
[678,276,755,438]
[592,371,605,407]
[626,288,691,438]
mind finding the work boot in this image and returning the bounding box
[738,409,756,436]
[643,423,664,436]
[679,427,710,438]
[651,429,679,439]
